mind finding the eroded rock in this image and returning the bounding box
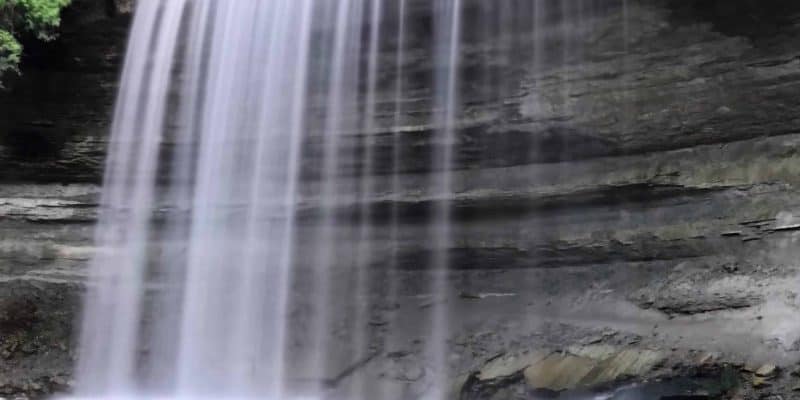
[477,351,549,381]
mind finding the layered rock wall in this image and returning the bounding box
[2,0,800,397]
[0,0,129,394]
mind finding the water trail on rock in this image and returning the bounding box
[348,1,384,398]
[427,1,461,398]
[378,2,407,398]
[308,1,365,396]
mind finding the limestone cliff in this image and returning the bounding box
[2,0,800,397]
[0,0,129,395]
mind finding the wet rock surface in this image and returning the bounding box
[0,279,80,398]
[3,0,800,398]
[0,0,126,396]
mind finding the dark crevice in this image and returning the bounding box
[296,184,726,225]
[666,0,800,45]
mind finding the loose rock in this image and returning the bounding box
[756,364,778,378]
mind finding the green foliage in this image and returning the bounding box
[0,29,21,77]
[0,0,71,85]
[15,0,72,39]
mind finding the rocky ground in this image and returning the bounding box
[297,254,800,399]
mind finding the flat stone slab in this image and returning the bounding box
[524,353,598,391]
[579,348,664,387]
[519,346,664,391]
[477,350,550,381]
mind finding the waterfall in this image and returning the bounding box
[77,0,316,397]
[71,0,604,399]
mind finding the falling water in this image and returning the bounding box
[77,0,315,397]
[72,1,612,399]
[427,1,461,398]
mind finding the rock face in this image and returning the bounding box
[3,0,800,398]
[0,0,129,396]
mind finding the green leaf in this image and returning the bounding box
[0,29,22,81]
[0,0,71,85]
[16,0,73,40]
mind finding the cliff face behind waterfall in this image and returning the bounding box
[2,0,800,397]
[0,0,132,395]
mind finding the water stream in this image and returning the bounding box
[73,1,609,399]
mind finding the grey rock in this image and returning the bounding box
[5,0,800,398]
[757,364,779,378]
